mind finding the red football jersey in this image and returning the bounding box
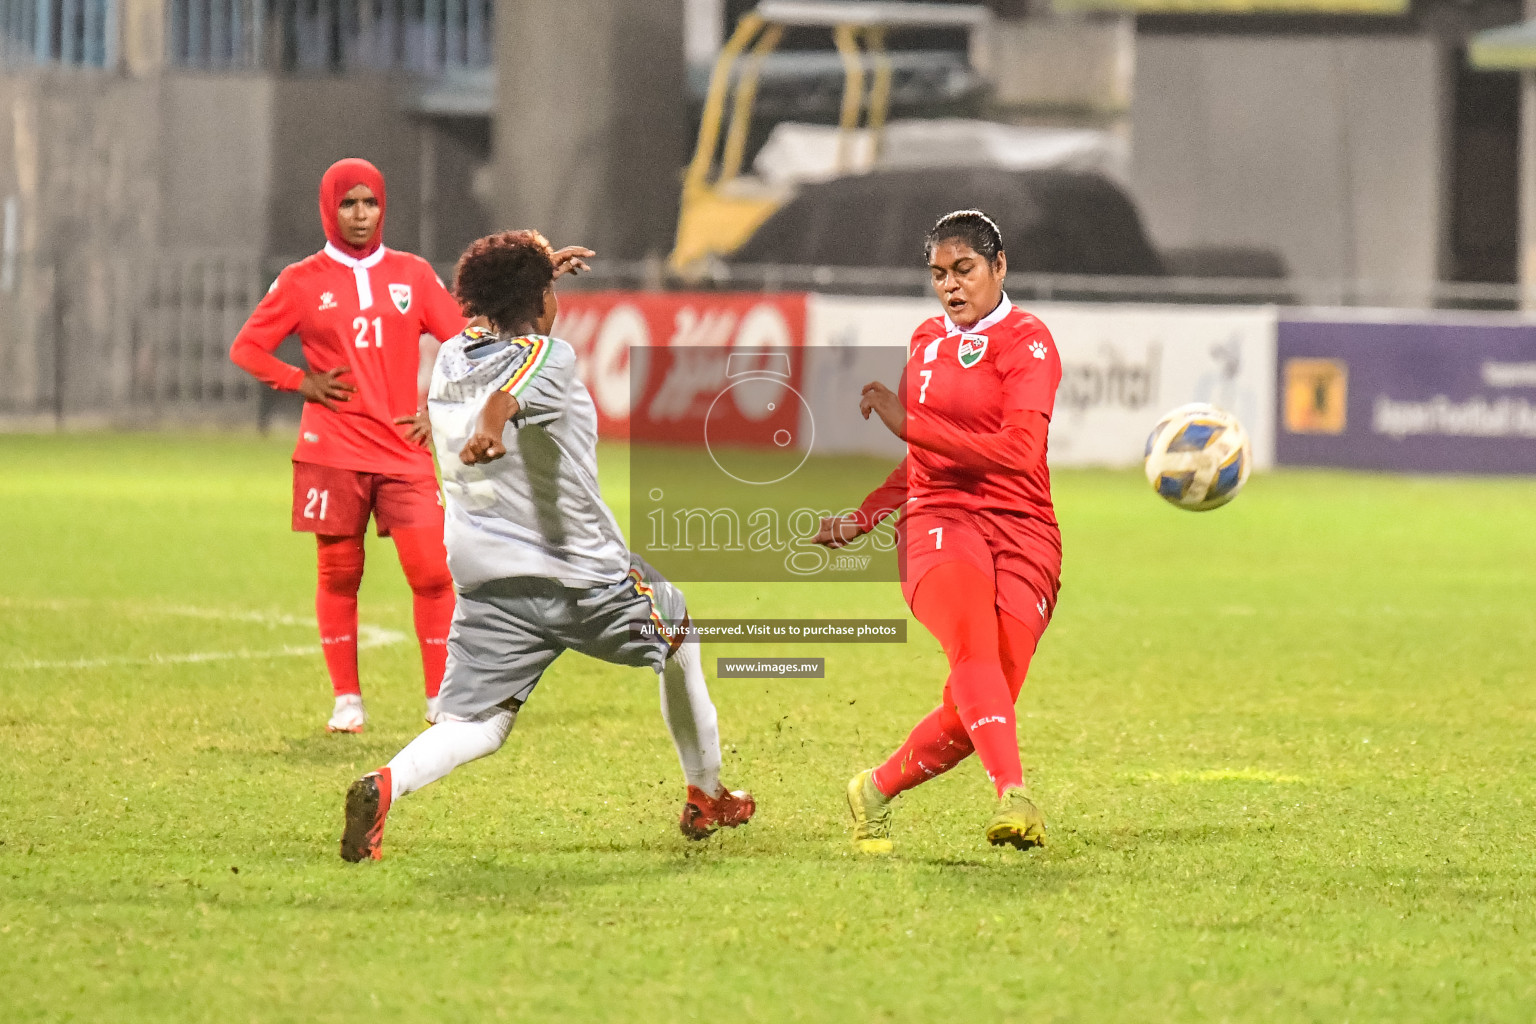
[857,297,1062,526]
[231,245,467,477]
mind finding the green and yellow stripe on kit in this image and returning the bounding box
[497,336,553,398]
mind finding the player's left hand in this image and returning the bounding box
[551,246,595,279]
[460,431,507,464]
[860,381,906,440]
[394,408,433,447]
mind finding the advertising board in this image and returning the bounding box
[1277,317,1536,473]
[552,292,807,440]
[807,295,1277,467]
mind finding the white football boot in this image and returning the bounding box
[424,695,443,726]
[326,694,367,734]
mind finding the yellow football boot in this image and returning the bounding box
[846,769,894,855]
[985,786,1047,850]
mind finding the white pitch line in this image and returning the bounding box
[2,598,408,670]
[0,596,311,627]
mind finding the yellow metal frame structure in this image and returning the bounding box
[671,2,983,274]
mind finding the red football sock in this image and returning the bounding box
[910,562,1022,797]
[316,535,366,698]
[872,703,973,798]
[392,527,454,699]
[872,595,1045,800]
[997,611,1039,702]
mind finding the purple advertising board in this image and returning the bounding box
[1276,318,1536,473]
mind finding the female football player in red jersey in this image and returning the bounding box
[230,158,465,733]
[230,157,593,733]
[812,209,1064,854]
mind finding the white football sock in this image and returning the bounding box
[659,637,722,794]
[386,706,516,801]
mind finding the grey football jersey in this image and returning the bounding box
[429,329,631,590]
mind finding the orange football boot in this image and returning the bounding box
[679,785,756,840]
[340,767,392,862]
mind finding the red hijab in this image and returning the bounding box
[319,158,386,259]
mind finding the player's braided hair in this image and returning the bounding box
[453,229,556,330]
[924,209,1004,266]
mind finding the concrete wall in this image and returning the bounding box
[0,71,166,420]
[268,76,424,258]
[1130,34,1447,302]
[0,64,474,424]
[0,70,287,422]
[158,75,274,252]
[419,116,493,267]
[983,14,1134,121]
[494,0,687,259]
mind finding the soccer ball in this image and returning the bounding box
[1143,403,1252,511]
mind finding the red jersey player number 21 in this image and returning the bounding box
[812,209,1064,856]
[230,158,468,735]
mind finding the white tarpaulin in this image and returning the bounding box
[804,294,1277,468]
[752,119,1129,189]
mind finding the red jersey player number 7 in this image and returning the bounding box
[229,156,593,734]
[811,209,1064,856]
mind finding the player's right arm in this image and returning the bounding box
[457,336,575,464]
[460,389,517,464]
[811,331,926,549]
[811,456,908,548]
[230,272,357,410]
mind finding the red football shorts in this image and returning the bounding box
[291,461,443,537]
[897,506,1062,642]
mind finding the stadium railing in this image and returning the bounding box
[0,0,492,73]
[167,0,493,73]
[0,0,115,67]
[0,250,268,428]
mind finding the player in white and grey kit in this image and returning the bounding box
[340,230,755,861]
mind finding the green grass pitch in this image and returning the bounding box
[2,433,1533,1022]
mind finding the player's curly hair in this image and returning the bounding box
[453,229,556,329]
[924,209,1004,266]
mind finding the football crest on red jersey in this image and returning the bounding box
[388,283,412,314]
[958,333,988,368]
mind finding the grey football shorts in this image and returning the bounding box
[435,554,688,719]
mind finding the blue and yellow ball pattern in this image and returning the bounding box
[1143,403,1252,511]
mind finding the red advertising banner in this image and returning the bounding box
[553,292,808,441]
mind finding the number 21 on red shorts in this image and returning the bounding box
[290,460,443,537]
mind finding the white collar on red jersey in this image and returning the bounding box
[323,242,387,310]
[943,292,1014,336]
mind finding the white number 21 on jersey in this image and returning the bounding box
[353,316,383,348]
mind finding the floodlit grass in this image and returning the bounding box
[2,433,1534,1022]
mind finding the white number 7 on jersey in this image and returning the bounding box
[928,526,943,549]
[918,369,933,404]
